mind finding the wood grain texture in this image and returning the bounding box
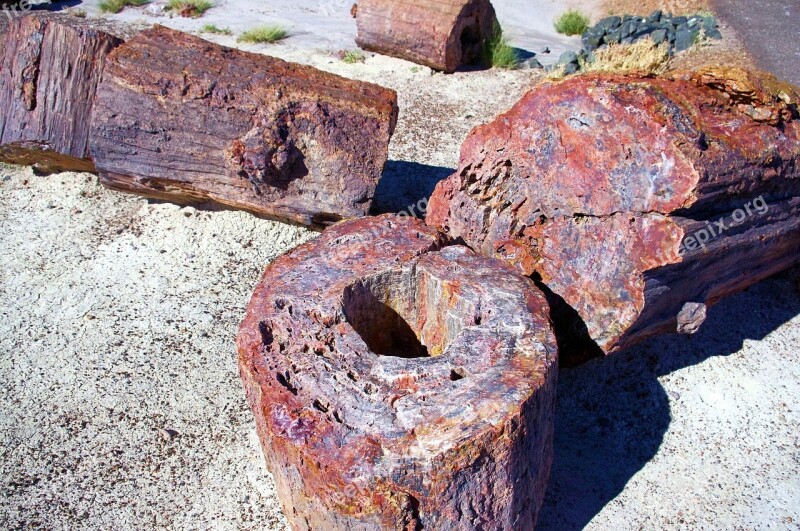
[427,67,800,365]
[355,0,498,73]
[237,215,558,530]
[89,26,398,229]
[0,14,122,173]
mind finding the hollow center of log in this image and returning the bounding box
[459,22,484,65]
[342,269,471,359]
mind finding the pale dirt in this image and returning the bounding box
[1,0,800,529]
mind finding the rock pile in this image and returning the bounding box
[237,215,558,530]
[557,11,723,74]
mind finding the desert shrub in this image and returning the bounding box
[341,50,366,64]
[554,9,590,36]
[167,0,213,17]
[98,0,149,14]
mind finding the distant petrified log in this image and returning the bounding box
[354,0,498,73]
[427,68,800,365]
[0,14,122,173]
[237,215,558,530]
[90,26,398,229]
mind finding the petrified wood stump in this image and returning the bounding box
[0,14,122,173]
[427,67,800,365]
[354,0,498,73]
[90,26,398,229]
[237,215,558,530]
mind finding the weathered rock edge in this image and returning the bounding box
[427,67,800,365]
[0,13,123,173]
[354,0,498,73]
[237,215,558,530]
[89,25,398,229]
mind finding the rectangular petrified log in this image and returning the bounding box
[89,26,398,229]
[426,67,800,365]
[354,0,498,73]
[0,14,123,173]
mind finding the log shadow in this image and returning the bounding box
[371,160,453,216]
[535,273,800,530]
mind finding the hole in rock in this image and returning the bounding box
[342,269,475,359]
[459,21,484,64]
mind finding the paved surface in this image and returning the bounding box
[713,0,800,85]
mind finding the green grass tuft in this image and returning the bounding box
[554,9,590,36]
[484,24,519,70]
[98,0,150,14]
[237,25,289,44]
[200,24,232,35]
[341,50,365,64]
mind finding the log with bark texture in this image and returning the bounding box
[237,215,558,530]
[354,0,498,73]
[426,67,800,366]
[0,14,122,173]
[89,26,398,229]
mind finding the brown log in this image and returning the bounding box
[237,215,558,530]
[426,67,800,365]
[0,14,122,173]
[89,26,398,229]
[354,0,498,73]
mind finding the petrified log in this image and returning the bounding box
[237,215,558,530]
[0,14,122,173]
[427,67,800,365]
[89,26,398,229]
[354,0,498,73]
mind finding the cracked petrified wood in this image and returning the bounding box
[0,14,122,173]
[89,26,398,229]
[354,0,498,73]
[427,67,800,365]
[237,215,558,530]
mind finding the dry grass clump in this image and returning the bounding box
[167,0,213,17]
[98,0,149,14]
[583,39,671,75]
[484,24,519,69]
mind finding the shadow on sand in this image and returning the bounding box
[371,160,453,216]
[536,273,800,530]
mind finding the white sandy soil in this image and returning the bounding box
[1,0,799,530]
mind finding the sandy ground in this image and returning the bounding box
[1,0,800,529]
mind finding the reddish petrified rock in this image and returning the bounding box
[237,215,558,530]
[427,67,800,364]
[89,26,398,229]
[354,0,498,73]
[0,14,122,173]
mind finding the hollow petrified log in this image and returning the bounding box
[0,14,122,173]
[354,0,498,73]
[90,26,398,229]
[237,215,558,530]
[427,67,800,365]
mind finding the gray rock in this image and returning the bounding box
[672,16,688,26]
[705,27,722,39]
[621,20,638,38]
[604,29,622,45]
[520,57,543,69]
[648,9,663,23]
[597,16,622,31]
[652,28,668,45]
[558,50,579,65]
[674,29,695,52]
[564,62,579,75]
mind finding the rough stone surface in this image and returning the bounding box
[0,14,122,173]
[237,215,558,530]
[427,67,800,365]
[354,0,498,73]
[89,25,398,229]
